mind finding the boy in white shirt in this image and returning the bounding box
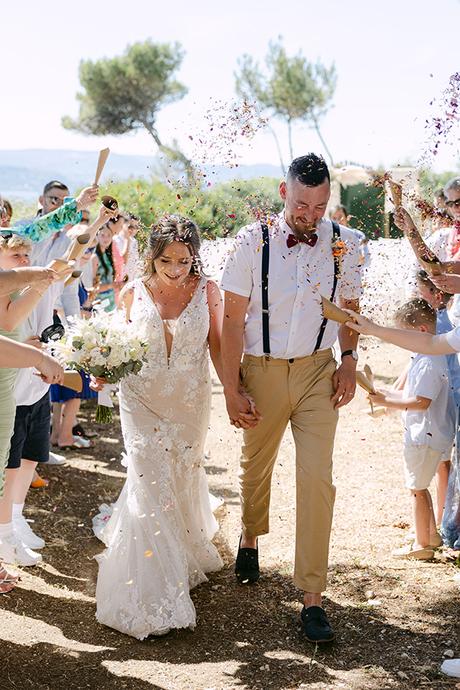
[361,299,455,559]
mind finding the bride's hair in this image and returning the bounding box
[145,215,204,276]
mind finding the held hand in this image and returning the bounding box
[369,389,387,406]
[25,336,42,349]
[431,273,460,294]
[239,388,262,423]
[35,353,64,384]
[95,204,114,227]
[331,360,357,409]
[393,206,417,235]
[344,310,379,336]
[19,266,60,291]
[225,389,261,429]
[76,185,99,211]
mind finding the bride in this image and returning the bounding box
[95,216,224,639]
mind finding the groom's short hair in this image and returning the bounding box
[287,154,330,187]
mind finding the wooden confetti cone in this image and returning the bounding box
[47,258,70,273]
[367,406,386,418]
[63,370,83,393]
[387,178,403,207]
[362,364,376,415]
[101,195,118,212]
[417,256,444,276]
[94,148,110,185]
[356,370,376,395]
[63,270,83,288]
[321,295,357,324]
[63,232,91,263]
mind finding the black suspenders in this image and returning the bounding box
[261,222,271,356]
[260,220,341,357]
[313,221,341,352]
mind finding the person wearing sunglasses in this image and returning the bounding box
[405,177,460,323]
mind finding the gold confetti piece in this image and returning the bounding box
[126,580,133,585]
[144,550,153,558]
[154,530,161,536]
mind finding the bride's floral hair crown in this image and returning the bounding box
[145,215,204,276]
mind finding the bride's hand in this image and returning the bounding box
[90,375,107,392]
[225,388,261,429]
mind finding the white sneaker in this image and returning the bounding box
[13,516,45,550]
[0,534,42,566]
[441,659,460,677]
[47,451,66,465]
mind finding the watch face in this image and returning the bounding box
[40,323,65,343]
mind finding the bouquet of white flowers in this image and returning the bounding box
[53,310,149,422]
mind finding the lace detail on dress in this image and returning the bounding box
[95,277,223,639]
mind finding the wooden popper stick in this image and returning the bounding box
[63,370,83,393]
[356,366,376,415]
[94,148,110,186]
[321,296,358,324]
[367,406,386,418]
[63,232,91,263]
[387,178,403,207]
[47,258,69,272]
[63,269,83,288]
[356,370,375,395]
[386,181,444,275]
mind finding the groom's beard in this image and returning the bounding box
[292,218,320,237]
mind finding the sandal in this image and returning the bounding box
[393,545,434,560]
[0,565,20,585]
[31,473,49,489]
[73,423,98,439]
[0,582,15,594]
[57,435,92,450]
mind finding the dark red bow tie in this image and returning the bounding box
[286,232,318,249]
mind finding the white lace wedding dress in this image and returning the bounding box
[95,277,223,639]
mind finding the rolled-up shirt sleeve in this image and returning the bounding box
[220,229,254,298]
[16,200,82,244]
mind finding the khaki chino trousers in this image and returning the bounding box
[239,348,338,593]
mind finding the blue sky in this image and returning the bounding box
[1,0,459,172]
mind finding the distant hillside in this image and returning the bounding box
[0,149,282,199]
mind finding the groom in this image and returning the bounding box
[221,153,362,643]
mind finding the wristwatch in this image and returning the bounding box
[341,349,358,362]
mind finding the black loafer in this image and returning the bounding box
[235,537,259,584]
[301,606,335,643]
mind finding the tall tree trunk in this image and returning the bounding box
[143,122,197,187]
[287,118,294,161]
[268,124,286,176]
[312,116,334,167]
[143,121,163,149]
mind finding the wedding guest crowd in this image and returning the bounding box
[0,179,142,581]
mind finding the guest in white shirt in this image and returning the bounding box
[367,299,455,560]
[221,153,362,644]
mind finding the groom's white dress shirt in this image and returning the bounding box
[221,212,362,359]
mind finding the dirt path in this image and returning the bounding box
[1,341,458,690]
